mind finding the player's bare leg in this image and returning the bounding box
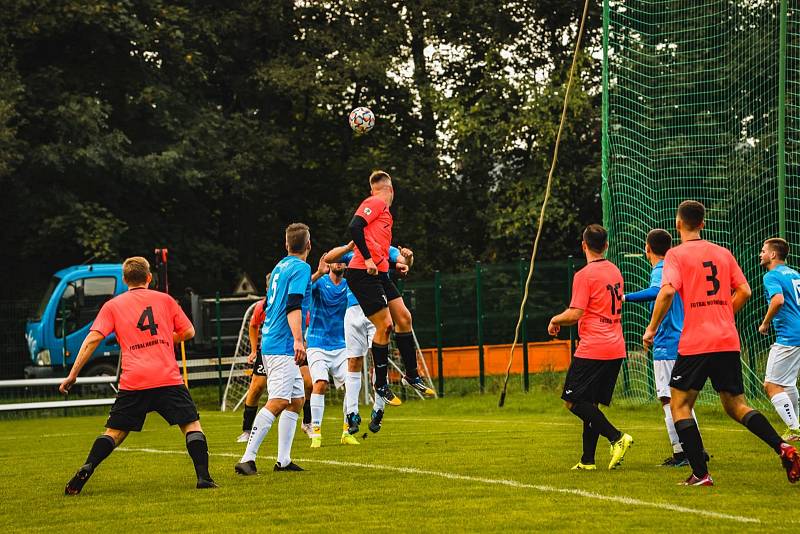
[366,307,400,406]
[64,428,129,495]
[239,375,267,442]
[388,297,433,397]
[179,420,217,488]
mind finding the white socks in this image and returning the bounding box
[771,391,799,430]
[786,385,799,420]
[241,408,276,462]
[345,371,361,415]
[663,403,681,453]
[310,393,325,430]
[277,410,299,467]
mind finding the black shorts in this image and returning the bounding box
[344,268,401,317]
[252,357,266,377]
[561,357,623,406]
[669,351,744,395]
[106,385,200,432]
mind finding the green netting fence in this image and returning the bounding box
[603,0,800,406]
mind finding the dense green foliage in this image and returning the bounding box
[0,1,602,298]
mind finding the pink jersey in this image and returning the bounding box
[348,196,393,273]
[570,259,626,360]
[661,239,748,356]
[249,299,266,328]
[91,288,193,390]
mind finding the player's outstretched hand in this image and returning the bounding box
[317,255,330,275]
[642,326,656,350]
[547,320,560,336]
[59,375,76,395]
[293,339,307,365]
[396,263,409,276]
[247,350,257,364]
[365,258,378,276]
[758,322,770,335]
[399,246,414,259]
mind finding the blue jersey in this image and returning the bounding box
[307,276,349,350]
[261,256,312,356]
[342,246,401,308]
[625,260,683,360]
[763,264,800,346]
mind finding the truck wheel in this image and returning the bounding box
[80,362,118,396]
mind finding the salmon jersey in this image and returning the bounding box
[348,196,393,273]
[91,288,193,390]
[569,259,626,360]
[661,239,748,355]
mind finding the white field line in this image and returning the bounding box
[118,447,759,525]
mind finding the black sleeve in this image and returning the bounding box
[286,293,303,314]
[349,215,371,260]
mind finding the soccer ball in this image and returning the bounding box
[349,107,375,134]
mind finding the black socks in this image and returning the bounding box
[581,419,600,465]
[395,332,418,379]
[84,434,116,469]
[569,401,622,443]
[242,404,258,432]
[302,399,311,425]
[372,342,390,387]
[742,410,784,454]
[185,431,210,480]
[675,418,707,478]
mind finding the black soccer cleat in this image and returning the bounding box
[196,477,219,489]
[64,463,94,496]
[273,461,304,472]
[234,460,258,476]
[369,409,384,433]
[346,412,362,435]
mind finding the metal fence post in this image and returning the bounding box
[519,258,529,392]
[476,262,485,393]
[567,256,576,357]
[434,271,444,397]
[215,292,223,408]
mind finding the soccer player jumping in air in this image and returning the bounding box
[623,229,706,467]
[345,170,433,406]
[549,225,633,471]
[60,257,216,494]
[758,237,800,442]
[235,223,312,475]
[644,201,800,486]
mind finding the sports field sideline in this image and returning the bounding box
[0,388,794,532]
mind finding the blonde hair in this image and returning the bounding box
[123,256,151,286]
[369,170,392,187]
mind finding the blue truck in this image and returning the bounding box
[24,254,257,379]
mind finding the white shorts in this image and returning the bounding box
[653,359,676,399]
[262,355,305,401]
[307,348,348,388]
[765,344,800,387]
[344,305,375,358]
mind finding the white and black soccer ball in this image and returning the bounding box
[348,107,375,134]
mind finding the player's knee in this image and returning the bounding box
[348,357,363,372]
[394,309,412,330]
[312,380,328,394]
[104,428,128,446]
[268,398,290,413]
[289,397,305,412]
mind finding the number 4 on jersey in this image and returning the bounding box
[137,306,158,335]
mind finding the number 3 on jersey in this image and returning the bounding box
[137,306,158,335]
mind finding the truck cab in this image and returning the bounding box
[25,264,125,378]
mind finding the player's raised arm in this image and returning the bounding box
[323,242,354,263]
[643,284,675,349]
[312,254,330,283]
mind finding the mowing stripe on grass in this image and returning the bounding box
[118,447,760,524]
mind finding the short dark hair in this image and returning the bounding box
[369,170,392,187]
[286,223,310,253]
[677,200,705,231]
[583,224,608,253]
[765,237,789,261]
[646,229,672,256]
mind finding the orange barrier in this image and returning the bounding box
[415,340,571,378]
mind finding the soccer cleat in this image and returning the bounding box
[571,462,597,470]
[779,442,800,483]
[301,423,315,439]
[64,463,94,496]
[375,384,402,406]
[680,473,714,486]
[196,477,219,489]
[401,375,435,397]
[608,433,634,470]
[661,453,690,467]
[310,435,322,448]
[782,428,800,442]
[346,412,361,435]
[369,409,384,433]
[341,431,361,445]
[274,461,304,472]
[236,431,250,443]
[234,460,258,476]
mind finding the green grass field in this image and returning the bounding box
[0,384,796,532]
